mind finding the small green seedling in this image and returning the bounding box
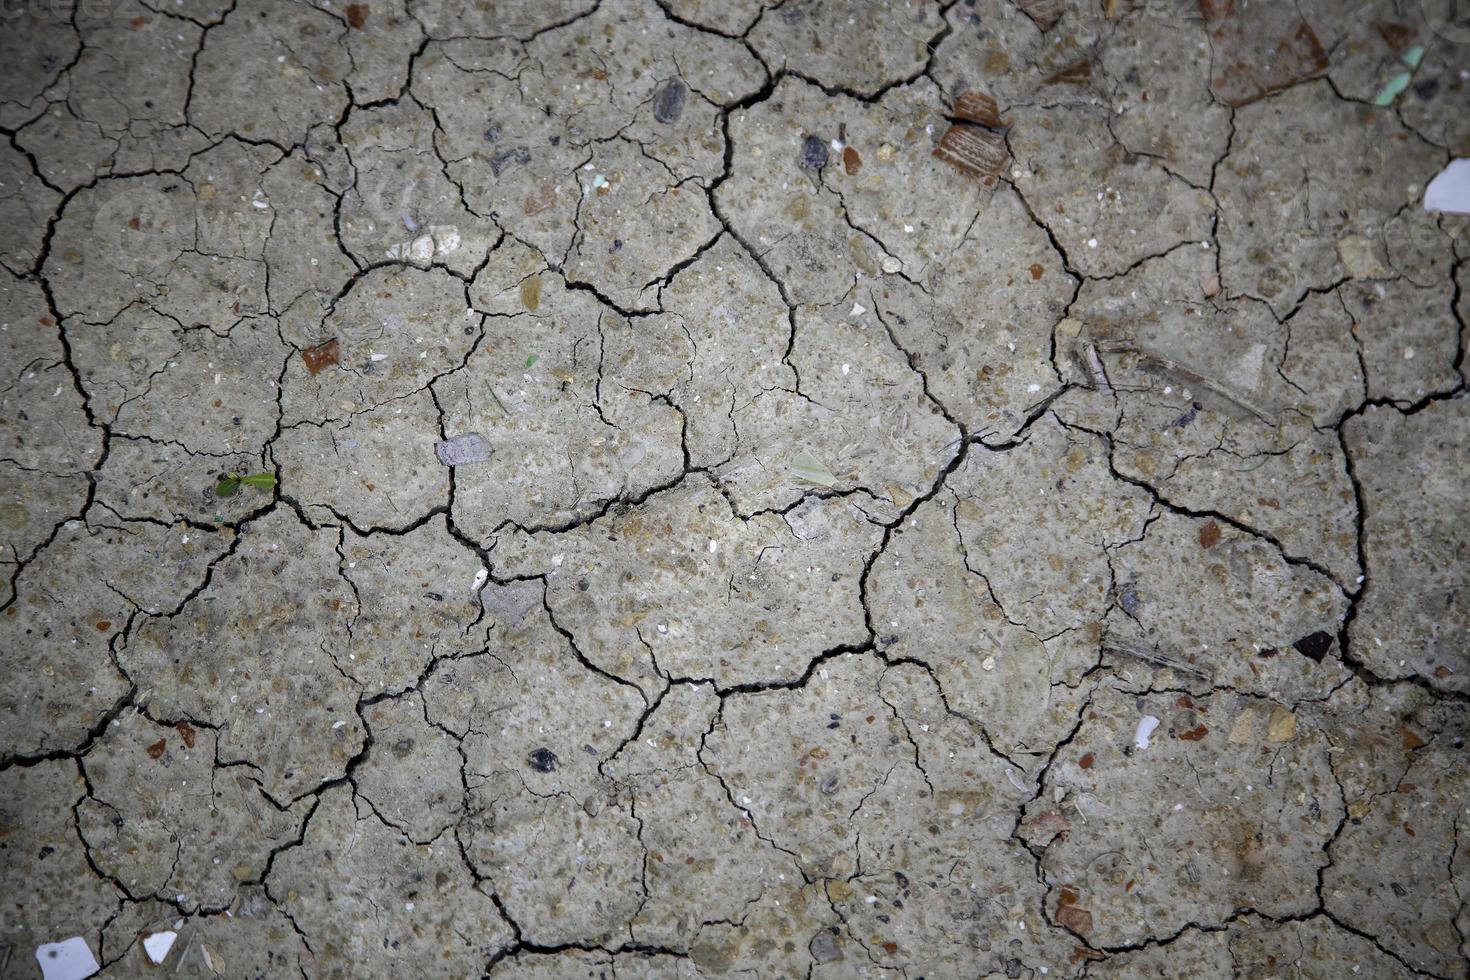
[524,354,539,369]
[214,472,276,498]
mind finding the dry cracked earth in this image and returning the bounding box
[2,0,1469,977]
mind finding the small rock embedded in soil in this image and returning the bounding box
[809,930,842,962]
[1292,630,1333,662]
[800,135,828,171]
[1266,706,1298,742]
[435,432,492,466]
[653,79,686,124]
[1197,520,1221,548]
[527,747,559,773]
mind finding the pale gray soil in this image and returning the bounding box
[1,0,1468,977]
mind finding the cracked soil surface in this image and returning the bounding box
[2,0,1469,976]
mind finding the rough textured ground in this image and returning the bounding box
[1,0,1468,977]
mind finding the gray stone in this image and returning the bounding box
[809,930,842,963]
[435,432,493,467]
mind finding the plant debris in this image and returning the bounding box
[214,472,276,497]
[791,449,838,488]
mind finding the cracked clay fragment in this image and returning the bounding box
[933,124,1007,186]
[1202,0,1328,107]
[653,79,686,125]
[1424,159,1470,214]
[435,432,492,467]
[302,338,339,376]
[36,938,99,980]
[790,448,837,487]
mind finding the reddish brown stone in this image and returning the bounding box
[1055,902,1093,935]
[302,338,340,376]
[1198,520,1221,549]
[175,721,197,749]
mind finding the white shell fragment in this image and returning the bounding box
[386,225,463,264]
[142,930,178,965]
[35,937,100,980]
[1424,159,1470,215]
[1134,715,1160,750]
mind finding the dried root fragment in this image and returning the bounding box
[1095,340,1277,426]
[1102,639,1214,682]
